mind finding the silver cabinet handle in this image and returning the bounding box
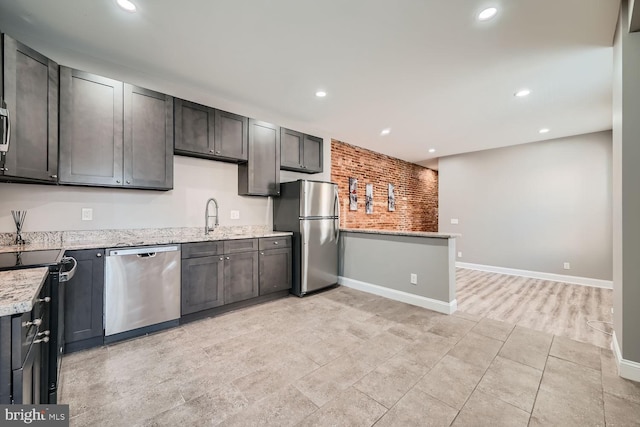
[116,180,121,184]
[97,253,102,257]
[219,257,223,261]
[225,256,230,260]
[274,241,279,245]
[126,180,131,184]
[209,149,215,153]
[215,151,220,154]
[34,336,49,344]
[50,174,57,179]
[261,252,264,255]
[0,101,11,154]
[36,297,51,303]
[23,318,42,328]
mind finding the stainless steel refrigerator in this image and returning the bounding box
[273,180,339,296]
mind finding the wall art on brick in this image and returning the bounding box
[349,177,358,211]
[365,184,373,214]
[331,139,438,232]
[388,183,395,211]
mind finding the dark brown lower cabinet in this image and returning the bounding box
[181,240,259,315]
[224,251,259,304]
[64,249,105,353]
[181,255,225,315]
[259,247,292,295]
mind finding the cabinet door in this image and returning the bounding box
[59,67,124,186]
[181,255,225,315]
[280,128,303,171]
[124,84,174,190]
[174,99,214,156]
[302,135,323,173]
[1,34,58,182]
[238,119,280,196]
[64,249,105,345]
[259,248,292,295]
[224,251,259,304]
[214,110,248,161]
[0,317,10,403]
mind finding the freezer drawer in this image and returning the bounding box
[300,218,338,294]
[105,245,180,336]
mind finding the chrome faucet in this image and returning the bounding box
[205,197,219,235]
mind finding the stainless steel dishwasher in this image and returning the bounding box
[105,245,181,338]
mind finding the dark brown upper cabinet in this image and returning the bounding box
[280,128,323,174]
[238,119,280,196]
[59,67,173,190]
[174,98,248,162]
[124,84,173,189]
[59,68,123,187]
[0,33,59,183]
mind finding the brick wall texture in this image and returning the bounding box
[331,139,439,232]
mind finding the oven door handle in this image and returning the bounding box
[59,256,77,282]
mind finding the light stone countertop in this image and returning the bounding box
[340,228,459,239]
[0,267,49,316]
[0,226,293,316]
[0,227,293,254]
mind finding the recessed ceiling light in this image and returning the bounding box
[380,128,391,136]
[315,91,327,98]
[478,7,498,21]
[428,148,436,153]
[539,128,550,134]
[116,0,137,12]
[514,89,531,97]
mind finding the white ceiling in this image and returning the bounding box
[0,0,620,165]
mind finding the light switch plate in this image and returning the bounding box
[81,208,93,221]
[410,273,418,285]
[230,210,240,220]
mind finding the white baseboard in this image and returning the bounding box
[456,262,613,289]
[612,332,640,382]
[337,276,457,315]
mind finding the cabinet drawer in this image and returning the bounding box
[259,236,291,250]
[223,239,258,254]
[182,241,223,259]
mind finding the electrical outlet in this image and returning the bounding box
[230,210,240,220]
[410,273,417,285]
[81,208,93,221]
[563,262,570,270]
[458,251,462,258]
[450,218,459,224]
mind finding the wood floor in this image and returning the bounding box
[456,268,613,349]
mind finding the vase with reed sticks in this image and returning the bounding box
[11,210,27,245]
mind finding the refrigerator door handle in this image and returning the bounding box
[334,186,340,241]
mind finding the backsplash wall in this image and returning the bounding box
[331,139,438,231]
[0,156,272,232]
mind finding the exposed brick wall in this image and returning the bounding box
[331,139,438,231]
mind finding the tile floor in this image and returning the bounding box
[60,286,640,426]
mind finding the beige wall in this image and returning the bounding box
[613,1,640,366]
[439,131,612,281]
[0,156,268,231]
